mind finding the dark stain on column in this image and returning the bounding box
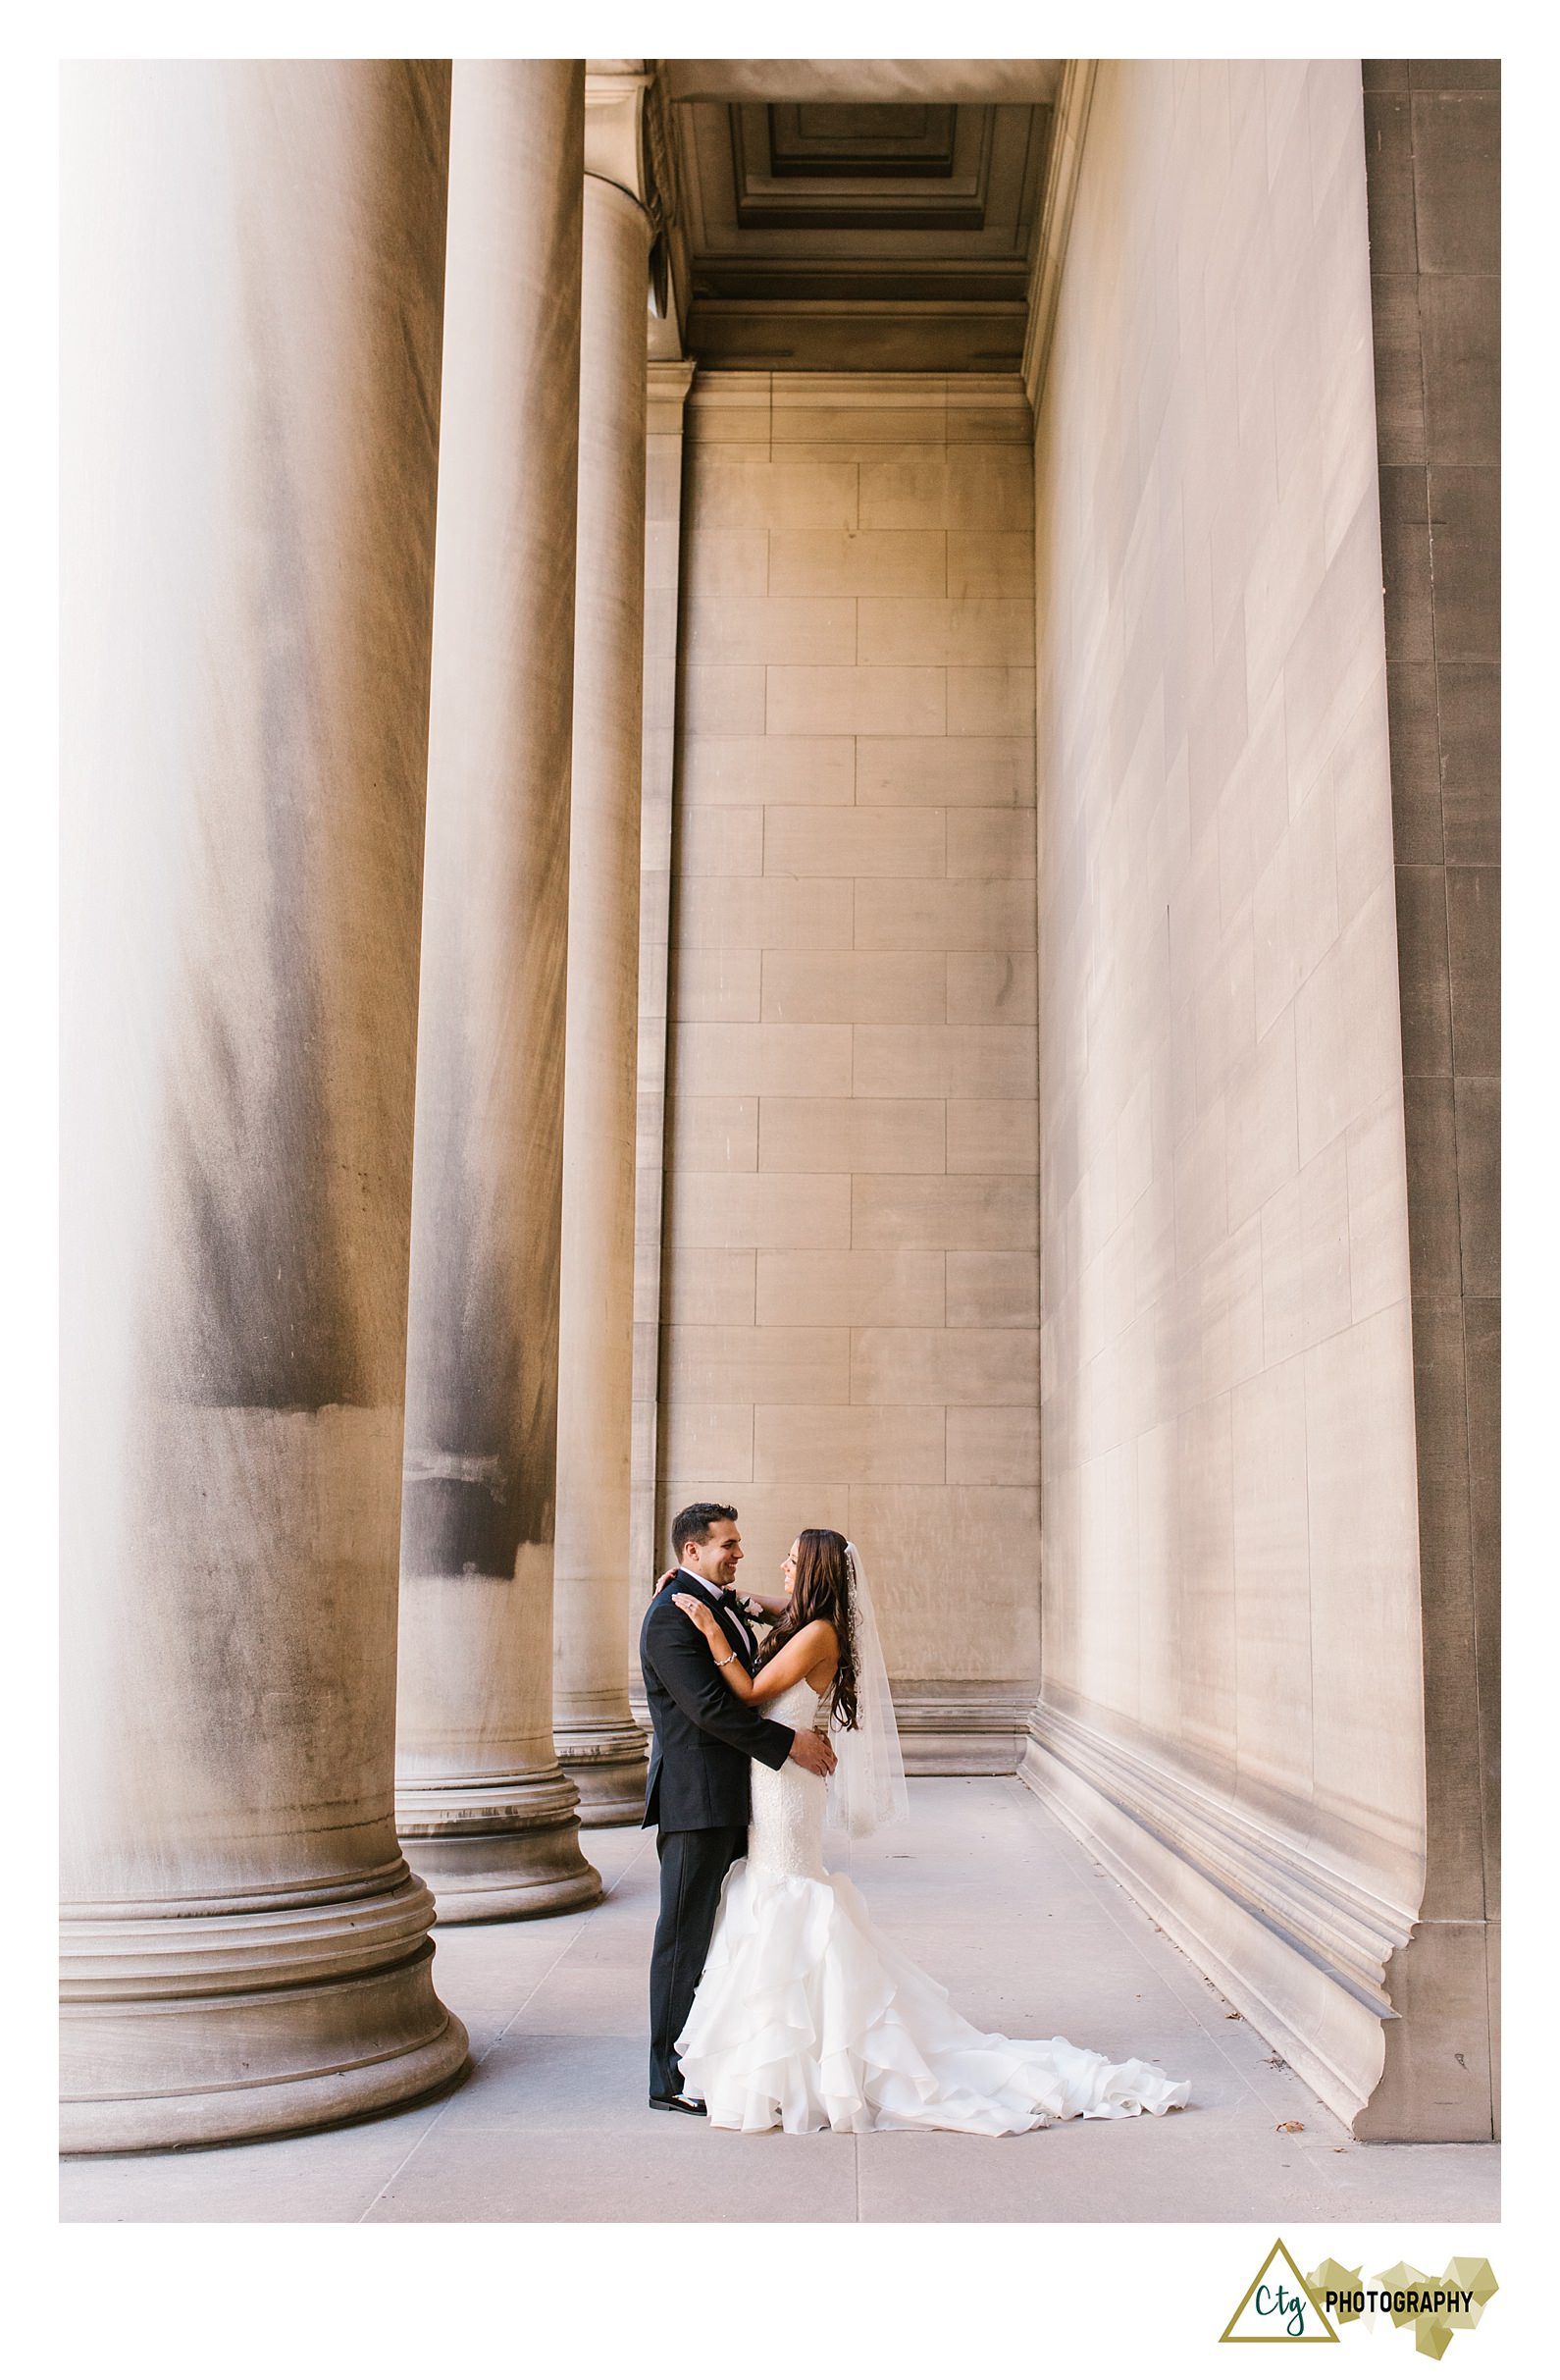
[68,65,454,1891]
[165,340,362,1411]
[398,847,572,1579]
[398,1159,569,1587]
[397,63,580,1591]
[151,62,451,1417]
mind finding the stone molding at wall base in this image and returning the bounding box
[1354,1918,1501,2145]
[395,1769,603,1921]
[557,1717,652,1826]
[626,1687,1032,1776]
[1018,1701,1440,2139]
[893,1684,1035,1776]
[1020,58,1097,415]
[60,1869,470,2154]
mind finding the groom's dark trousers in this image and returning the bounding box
[640,1575,794,2100]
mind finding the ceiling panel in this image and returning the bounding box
[768,103,958,174]
[731,102,994,232]
[670,90,1053,370]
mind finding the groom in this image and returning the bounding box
[640,1500,836,2112]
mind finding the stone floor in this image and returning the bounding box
[61,1780,1499,2224]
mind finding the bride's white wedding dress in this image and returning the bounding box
[676,1677,1191,2136]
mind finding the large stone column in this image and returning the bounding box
[629,359,697,1638]
[395,63,601,1920]
[552,103,655,1823]
[59,62,468,2151]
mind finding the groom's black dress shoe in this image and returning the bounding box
[649,2092,707,2116]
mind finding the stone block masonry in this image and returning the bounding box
[658,372,1042,1768]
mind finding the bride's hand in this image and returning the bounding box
[671,1590,715,1636]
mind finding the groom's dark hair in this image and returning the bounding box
[669,1501,739,1561]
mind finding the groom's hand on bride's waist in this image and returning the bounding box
[788,1731,836,1776]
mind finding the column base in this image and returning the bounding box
[556,1717,650,1826]
[397,1765,602,1921]
[61,1863,470,2154]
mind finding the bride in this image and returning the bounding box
[668,1527,1190,2137]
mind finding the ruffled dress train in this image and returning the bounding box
[675,1680,1190,2138]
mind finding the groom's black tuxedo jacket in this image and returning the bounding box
[640,1572,794,1830]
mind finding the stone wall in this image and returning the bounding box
[1020,61,1432,2133]
[1359,58,1499,2140]
[658,372,1041,1765]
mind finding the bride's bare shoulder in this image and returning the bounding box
[795,1615,839,1687]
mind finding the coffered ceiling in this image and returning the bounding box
[658,62,1063,372]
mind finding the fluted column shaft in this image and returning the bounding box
[394,61,601,1918]
[59,61,468,2150]
[552,172,654,1821]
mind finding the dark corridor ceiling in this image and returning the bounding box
[667,90,1057,371]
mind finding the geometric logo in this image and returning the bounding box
[1220,2239,1341,2344]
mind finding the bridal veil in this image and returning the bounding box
[825,1540,910,1839]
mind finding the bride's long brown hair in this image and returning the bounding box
[762,1527,859,1730]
